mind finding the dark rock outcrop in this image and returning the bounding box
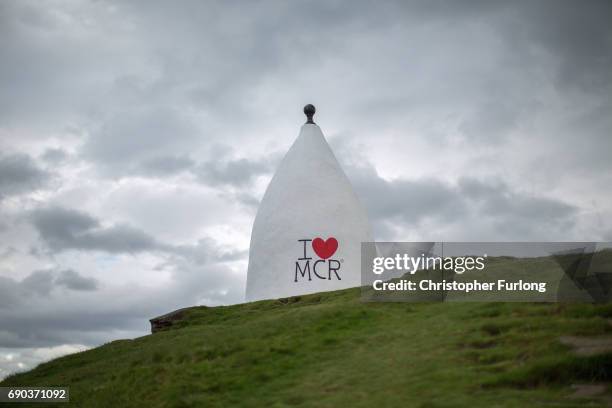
[149,308,191,333]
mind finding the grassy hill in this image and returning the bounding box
[2,289,612,406]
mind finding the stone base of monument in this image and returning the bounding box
[149,307,201,333]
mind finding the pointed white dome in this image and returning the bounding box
[246,106,373,301]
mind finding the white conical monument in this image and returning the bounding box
[246,105,373,301]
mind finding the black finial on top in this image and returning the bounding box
[304,104,316,124]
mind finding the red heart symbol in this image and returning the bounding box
[312,237,338,259]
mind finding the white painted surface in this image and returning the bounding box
[246,123,373,301]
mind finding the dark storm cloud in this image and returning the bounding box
[458,178,576,222]
[28,205,247,270]
[0,255,245,349]
[1,0,610,131]
[457,178,577,238]
[0,277,21,308]
[347,163,465,223]
[0,308,146,348]
[196,157,273,187]
[344,0,612,150]
[55,270,98,291]
[0,226,244,350]
[0,269,98,311]
[342,161,577,240]
[81,105,273,183]
[30,207,163,254]
[0,154,51,199]
[3,0,609,177]
[82,108,200,175]
[458,101,524,143]
[517,0,612,93]
[40,148,69,165]
[20,270,55,296]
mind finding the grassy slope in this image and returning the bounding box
[0,252,612,407]
[2,287,612,407]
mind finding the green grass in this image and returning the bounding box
[2,287,612,407]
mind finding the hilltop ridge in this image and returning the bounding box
[2,283,612,407]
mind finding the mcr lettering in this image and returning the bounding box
[295,237,342,282]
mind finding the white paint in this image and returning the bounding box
[246,123,373,301]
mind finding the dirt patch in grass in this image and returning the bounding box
[485,353,612,388]
[569,383,608,398]
[469,339,498,349]
[560,336,612,356]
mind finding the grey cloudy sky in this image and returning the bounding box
[1,0,611,379]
